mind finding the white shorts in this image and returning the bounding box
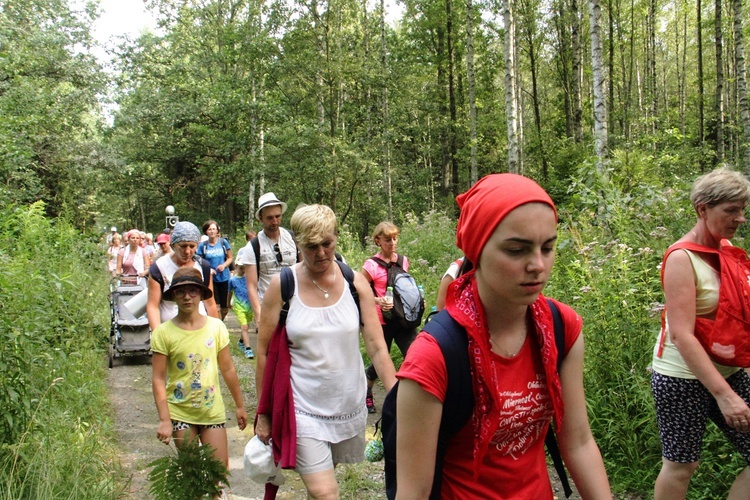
[295,432,366,475]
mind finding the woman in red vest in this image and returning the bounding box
[651,167,750,499]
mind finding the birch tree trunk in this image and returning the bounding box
[380,0,393,218]
[503,0,519,172]
[466,0,478,185]
[571,0,584,143]
[716,0,725,160]
[734,0,750,171]
[589,0,609,166]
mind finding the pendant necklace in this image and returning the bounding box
[490,330,527,358]
[311,267,337,299]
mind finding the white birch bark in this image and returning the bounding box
[589,0,609,166]
[734,0,750,171]
[503,0,518,173]
[466,0,478,184]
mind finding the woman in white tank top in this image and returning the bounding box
[254,204,396,498]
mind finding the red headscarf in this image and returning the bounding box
[455,173,557,264]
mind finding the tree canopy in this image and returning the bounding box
[2,0,749,237]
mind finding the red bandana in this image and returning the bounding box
[444,272,565,474]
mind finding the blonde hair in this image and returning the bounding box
[290,204,338,246]
[373,221,399,243]
[691,167,750,210]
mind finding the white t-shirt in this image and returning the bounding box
[245,229,297,300]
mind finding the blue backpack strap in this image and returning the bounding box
[421,310,473,498]
[278,267,294,325]
[544,298,572,498]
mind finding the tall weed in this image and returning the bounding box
[0,202,118,498]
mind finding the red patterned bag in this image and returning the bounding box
[657,240,750,367]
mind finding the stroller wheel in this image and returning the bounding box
[108,344,115,368]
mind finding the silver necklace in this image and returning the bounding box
[310,267,337,299]
[490,331,526,358]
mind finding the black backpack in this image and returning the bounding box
[370,255,425,331]
[279,260,361,325]
[381,300,572,499]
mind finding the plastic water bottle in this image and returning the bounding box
[417,285,425,299]
[384,286,394,305]
[383,287,394,319]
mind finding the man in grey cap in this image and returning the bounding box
[244,192,299,329]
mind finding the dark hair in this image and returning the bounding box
[201,220,220,235]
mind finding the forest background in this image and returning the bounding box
[2,0,750,497]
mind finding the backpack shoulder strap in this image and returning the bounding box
[544,298,572,498]
[251,236,261,279]
[422,310,473,497]
[395,254,404,268]
[370,255,389,269]
[221,238,230,257]
[197,258,212,287]
[335,260,362,325]
[279,266,294,325]
[150,262,164,293]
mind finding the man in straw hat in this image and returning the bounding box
[244,192,299,330]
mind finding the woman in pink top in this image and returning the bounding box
[361,222,416,414]
[117,229,151,280]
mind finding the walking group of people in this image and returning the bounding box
[133,167,750,499]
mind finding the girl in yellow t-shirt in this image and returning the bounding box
[152,266,247,472]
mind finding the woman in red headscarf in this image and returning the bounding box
[394,174,611,499]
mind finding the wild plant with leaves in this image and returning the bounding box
[147,439,229,500]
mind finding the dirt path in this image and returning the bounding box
[107,312,579,499]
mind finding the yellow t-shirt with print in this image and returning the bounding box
[152,317,230,425]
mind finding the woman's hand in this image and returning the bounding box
[255,414,271,444]
[377,296,393,310]
[217,264,225,273]
[716,390,750,433]
[157,419,172,444]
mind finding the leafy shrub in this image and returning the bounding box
[0,202,117,498]
[148,439,229,500]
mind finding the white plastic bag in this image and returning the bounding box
[243,436,285,486]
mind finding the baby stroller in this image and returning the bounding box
[109,275,151,368]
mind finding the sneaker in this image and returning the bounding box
[238,338,245,349]
[366,394,376,413]
[245,347,255,359]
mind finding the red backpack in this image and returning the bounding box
[657,240,750,367]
